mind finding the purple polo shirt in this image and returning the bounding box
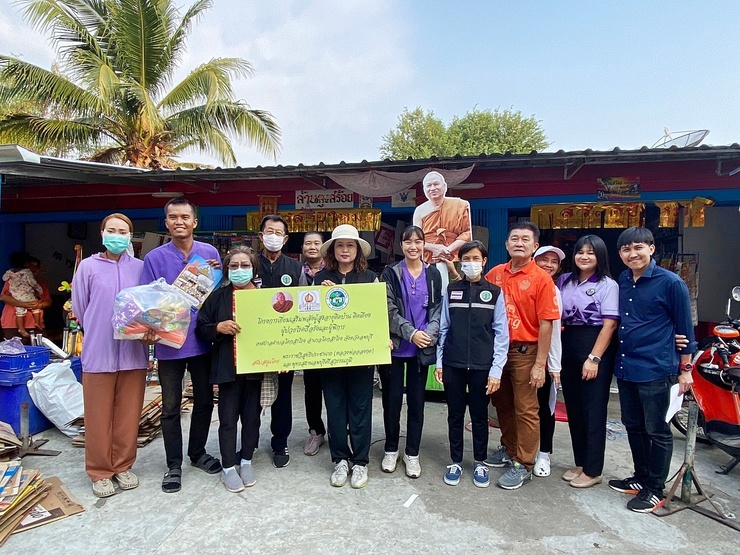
[556,272,620,326]
[140,240,221,360]
[393,262,429,358]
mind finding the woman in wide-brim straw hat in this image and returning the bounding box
[314,224,378,489]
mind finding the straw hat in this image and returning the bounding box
[320,224,372,258]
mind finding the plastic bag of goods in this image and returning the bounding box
[112,278,191,348]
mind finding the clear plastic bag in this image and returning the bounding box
[0,337,25,354]
[112,278,192,348]
[27,361,83,437]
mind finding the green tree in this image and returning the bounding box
[380,106,549,160]
[448,108,549,155]
[0,0,280,168]
[379,107,453,160]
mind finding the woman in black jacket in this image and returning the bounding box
[380,225,443,478]
[314,224,378,489]
[196,246,261,494]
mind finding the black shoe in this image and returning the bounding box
[608,476,643,495]
[627,488,665,513]
[273,447,290,468]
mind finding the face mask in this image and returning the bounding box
[460,262,482,279]
[262,234,285,252]
[230,268,253,286]
[102,233,131,255]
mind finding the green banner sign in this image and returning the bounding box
[234,282,391,373]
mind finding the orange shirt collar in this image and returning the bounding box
[504,258,535,275]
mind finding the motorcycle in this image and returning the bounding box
[671,286,740,474]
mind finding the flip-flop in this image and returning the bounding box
[191,453,222,474]
[162,468,182,493]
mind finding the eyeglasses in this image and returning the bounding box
[228,263,253,270]
[262,230,286,237]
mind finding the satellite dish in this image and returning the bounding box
[652,128,709,148]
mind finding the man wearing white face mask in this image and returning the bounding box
[435,240,509,488]
[257,215,302,468]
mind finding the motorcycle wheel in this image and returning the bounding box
[670,392,711,445]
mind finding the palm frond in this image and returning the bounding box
[0,112,104,154]
[173,126,236,166]
[158,58,253,113]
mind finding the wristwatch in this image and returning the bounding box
[587,354,601,364]
[680,362,693,373]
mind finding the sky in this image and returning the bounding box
[1,0,739,168]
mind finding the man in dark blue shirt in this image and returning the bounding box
[608,227,696,513]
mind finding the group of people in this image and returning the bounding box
[67,196,697,515]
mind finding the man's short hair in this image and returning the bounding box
[617,226,654,249]
[164,197,198,217]
[508,220,540,242]
[260,215,289,234]
[459,240,488,259]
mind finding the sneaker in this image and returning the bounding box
[627,488,665,513]
[350,464,369,489]
[483,446,512,468]
[608,476,643,495]
[92,478,116,498]
[533,455,551,478]
[331,460,350,487]
[381,451,399,473]
[238,463,256,487]
[221,468,245,493]
[472,463,490,488]
[303,431,325,456]
[444,463,463,486]
[402,454,421,478]
[497,461,533,490]
[113,470,139,490]
[273,447,290,468]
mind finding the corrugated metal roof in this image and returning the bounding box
[2,143,740,186]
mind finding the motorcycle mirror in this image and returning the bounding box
[732,286,740,302]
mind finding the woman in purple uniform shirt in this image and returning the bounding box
[556,235,619,488]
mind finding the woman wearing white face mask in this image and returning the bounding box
[71,213,148,498]
[196,246,263,493]
[435,240,509,488]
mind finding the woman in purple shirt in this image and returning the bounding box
[380,225,443,478]
[71,213,148,498]
[556,235,619,489]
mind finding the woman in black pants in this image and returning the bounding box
[196,246,262,493]
[556,235,619,488]
[315,225,378,489]
[380,225,443,478]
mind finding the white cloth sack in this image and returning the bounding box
[27,361,84,437]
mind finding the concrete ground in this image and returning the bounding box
[6,376,740,555]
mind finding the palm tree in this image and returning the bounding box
[0,0,280,168]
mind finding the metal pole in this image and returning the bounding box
[681,400,699,503]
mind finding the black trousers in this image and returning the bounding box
[217,376,262,468]
[443,366,489,463]
[270,371,294,452]
[321,366,374,466]
[379,356,427,456]
[158,353,214,470]
[560,325,615,477]
[618,377,674,493]
[304,370,326,436]
[537,370,556,454]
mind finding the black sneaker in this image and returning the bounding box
[273,447,290,468]
[627,488,665,513]
[608,476,643,495]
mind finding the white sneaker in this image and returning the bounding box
[533,454,551,477]
[350,464,369,489]
[403,454,421,478]
[330,460,349,487]
[381,451,398,473]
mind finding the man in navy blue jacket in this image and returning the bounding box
[608,227,696,513]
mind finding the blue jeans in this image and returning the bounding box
[617,377,674,493]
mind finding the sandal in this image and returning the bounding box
[162,468,182,493]
[191,453,222,474]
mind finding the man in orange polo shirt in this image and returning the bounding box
[485,221,560,489]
